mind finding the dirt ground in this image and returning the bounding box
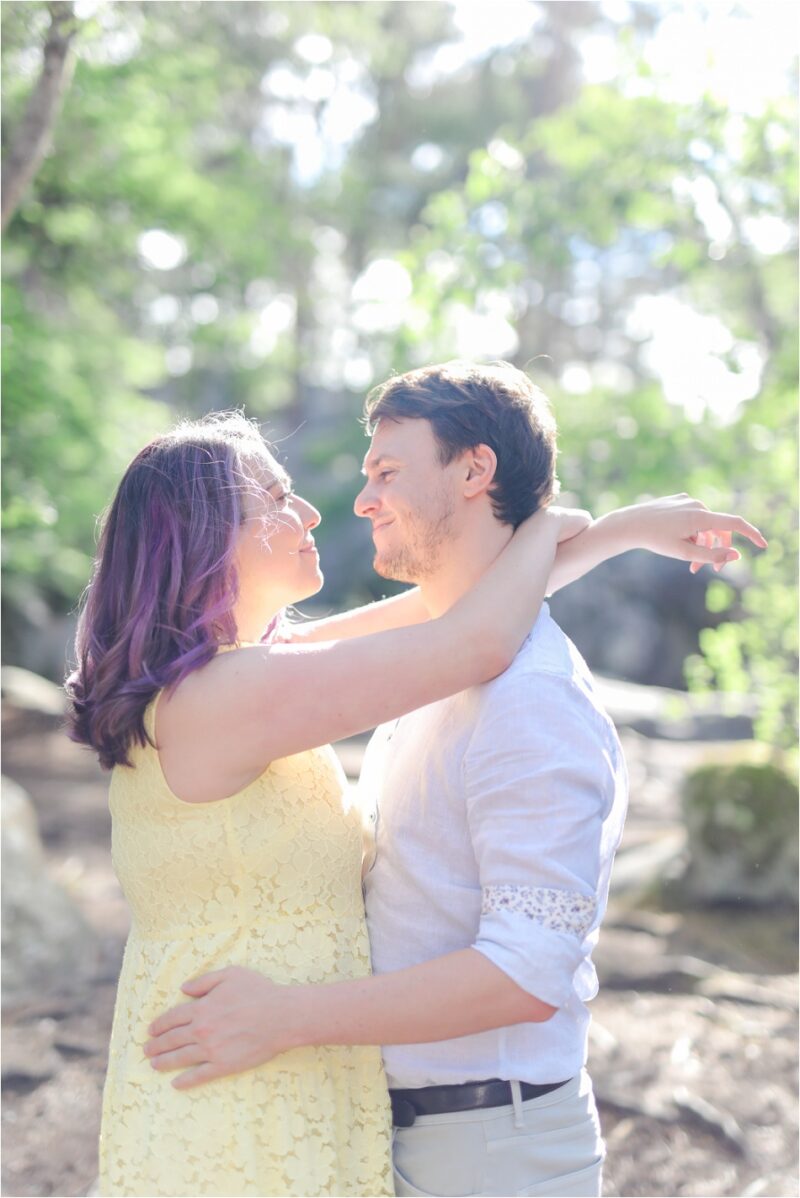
[2,714,798,1198]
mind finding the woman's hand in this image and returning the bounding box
[546,493,767,596]
[607,493,767,572]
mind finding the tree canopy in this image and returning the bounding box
[3,0,796,745]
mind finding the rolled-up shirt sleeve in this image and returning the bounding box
[465,671,620,1010]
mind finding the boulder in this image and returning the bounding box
[1,665,67,739]
[548,551,725,689]
[1,666,66,717]
[678,751,798,906]
[592,674,755,740]
[2,776,98,1010]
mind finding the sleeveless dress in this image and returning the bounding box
[99,691,393,1197]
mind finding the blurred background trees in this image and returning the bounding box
[3,0,797,746]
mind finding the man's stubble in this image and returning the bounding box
[372,486,456,585]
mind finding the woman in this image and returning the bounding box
[67,411,591,1198]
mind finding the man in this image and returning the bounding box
[350,365,620,1196]
[146,362,762,1197]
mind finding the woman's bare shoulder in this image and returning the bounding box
[155,645,275,803]
[158,643,272,728]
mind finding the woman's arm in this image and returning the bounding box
[547,494,767,595]
[285,496,767,640]
[283,588,430,644]
[279,508,587,644]
[163,508,574,795]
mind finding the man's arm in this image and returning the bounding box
[145,676,612,1089]
[145,948,555,1089]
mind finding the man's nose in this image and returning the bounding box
[354,482,377,519]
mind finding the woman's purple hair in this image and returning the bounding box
[66,411,270,769]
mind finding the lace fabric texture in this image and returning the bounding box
[100,696,393,1197]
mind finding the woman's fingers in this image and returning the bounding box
[685,540,740,566]
[689,530,712,574]
[687,513,767,573]
[694,512,768,547]
[713,530,732,573]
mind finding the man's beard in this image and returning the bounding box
[373,492,455,584]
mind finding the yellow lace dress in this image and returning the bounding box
[99,692,393,1197]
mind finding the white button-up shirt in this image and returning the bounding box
[360,605,628,1090]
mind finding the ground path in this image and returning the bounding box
[2,710,797,1198]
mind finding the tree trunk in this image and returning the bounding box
[1,2,77,233]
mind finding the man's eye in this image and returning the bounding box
[379,470,395,482]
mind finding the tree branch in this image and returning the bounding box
[2,2,77,233]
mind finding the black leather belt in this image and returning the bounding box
[390,1078,570,1127]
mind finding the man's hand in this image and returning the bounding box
[144,966,301,1089]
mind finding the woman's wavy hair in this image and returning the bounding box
[66,411,271,770]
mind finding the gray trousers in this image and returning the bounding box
[392,1071,604,1197]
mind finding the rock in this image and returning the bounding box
[742,1173,800,1197]
[609,827,687,896]
[600,953,717,995]
[2,665,67,741]
[672,1086,748,1157]
[2,777,98,1011]
[588,1019,619,1055]
[679,755,798,906]
[607,909,682,937]
[591,674,755,740]
[1,666,66,717]
[548,551,738,690]
[1,1019,63,1091]
[3,609,77,686]
[699,971,799,1011]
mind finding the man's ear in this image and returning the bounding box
[462,444,498,499]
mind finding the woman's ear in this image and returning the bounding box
[462,443,498,499]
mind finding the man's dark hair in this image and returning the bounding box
[364,360,558,528]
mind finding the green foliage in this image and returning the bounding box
[2,0,796,746]
[680,753,798,905]
[385,71,798,748]
[683,759,797,861]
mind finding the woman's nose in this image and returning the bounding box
[296,495,321,529]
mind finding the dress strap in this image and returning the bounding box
[143,689,164,744]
